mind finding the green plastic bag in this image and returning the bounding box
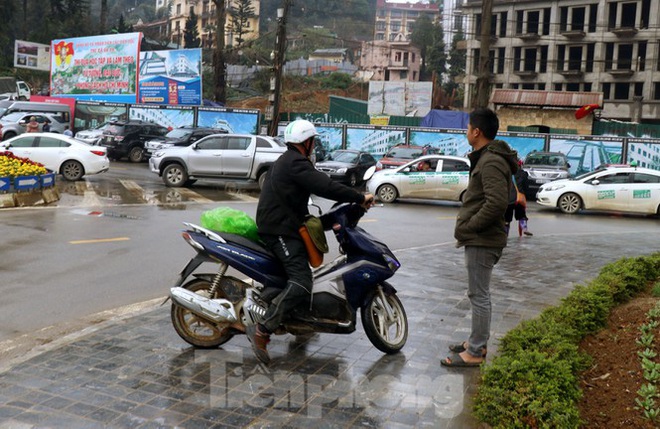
[200,207,260,242]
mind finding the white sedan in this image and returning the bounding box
[536,165,660,216]
[1,133,110,181]
[366,155,470,203]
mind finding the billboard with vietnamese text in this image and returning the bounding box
[138,49,202,106]
[50,33,141,103]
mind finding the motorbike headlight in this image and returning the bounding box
[383,254,400,272]
[337,167,347,174]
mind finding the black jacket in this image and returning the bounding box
[256,146,365,238]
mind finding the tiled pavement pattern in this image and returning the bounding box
[0,231,657,429]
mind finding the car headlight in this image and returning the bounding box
[542,183,566,192]
[153,151,166,158]
[336,168,347,174]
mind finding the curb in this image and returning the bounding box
[0,186,60,208]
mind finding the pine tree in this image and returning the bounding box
[184,10,201,48]
[229,0,256,47]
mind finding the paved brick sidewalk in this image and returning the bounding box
[0,231,656,428]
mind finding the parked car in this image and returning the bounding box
[367,154,470,203]
[149,133,286,189]
[1,112,69,140]
[315,149,377,186]
[100,120,169,162]
[1,133,110,181]
[536,165,660,216]
[144,127,225,156]
[377,144,441,170]
[523,151,571,198]
[75,122,110,145]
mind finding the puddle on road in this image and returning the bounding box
[54,179,260,209]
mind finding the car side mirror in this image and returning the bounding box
[191,143,198,150]
[19,120,27,126]
[591,179,600,186]
[567,163,571,168]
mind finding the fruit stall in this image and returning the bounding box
[0,151,60,208]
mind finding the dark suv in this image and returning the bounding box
[377,144,441,170]
[100,120,169,162]
[144,126,226,157]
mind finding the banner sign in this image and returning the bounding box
[50,33,142,103]
[138,49,202,106]
[14,40,51,71]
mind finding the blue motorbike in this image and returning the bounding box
[169,202,408,354]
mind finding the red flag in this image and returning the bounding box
[575,104,600,120]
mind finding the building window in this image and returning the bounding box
[584,83,592,91]
[605,42,646,71]
[390,21,401,32]
[376,21,386,31]
[395,52,402,62]
[555,83,563,90]
[176,4,181,15]
[512,46,547,72]
[567,83,580,91]
[602,83,611,100]
[654,82,660,100]
[608,0,651,30]
[614,82,630,99]
[400,70,408,79]
[476,12,506,37]
[391,10,402,18]
[376,33,384,40]
[515,9,551,35]
[634,82,643,96]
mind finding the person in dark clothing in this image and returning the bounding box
[247,119,374,364]
[442,108,518,368]
[505,159,533,236]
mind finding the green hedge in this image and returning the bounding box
[474,253,660,428]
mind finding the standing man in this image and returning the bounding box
[248,119,374,364]
[441,108,518,367]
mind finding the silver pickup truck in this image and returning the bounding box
[149,133,286,189]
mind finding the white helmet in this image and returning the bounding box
[284,120,318,144]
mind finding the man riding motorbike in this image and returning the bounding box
[248,119,374,364]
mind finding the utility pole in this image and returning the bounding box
[267,0,291,137]
[212,0,227,104]
[473,0,493,109]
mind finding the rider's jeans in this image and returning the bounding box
[464,245,502,358]
[260,234,313,333]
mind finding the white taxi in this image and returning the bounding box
[536,165,660,216]
[366,155,470,203]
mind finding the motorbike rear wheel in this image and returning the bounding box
[361,289,408,353]
[171,278,235,348]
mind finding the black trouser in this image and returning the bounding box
[504,203,528,222]
[260,234,313,333]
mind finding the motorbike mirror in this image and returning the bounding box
[308,196,322,216]
[363,166,376,182]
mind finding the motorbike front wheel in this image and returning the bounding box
[171,278,236,348]
[361,289,408,353]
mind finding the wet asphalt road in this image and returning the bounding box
[1,160,658,366]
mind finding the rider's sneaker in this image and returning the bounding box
[246,324,271,364]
